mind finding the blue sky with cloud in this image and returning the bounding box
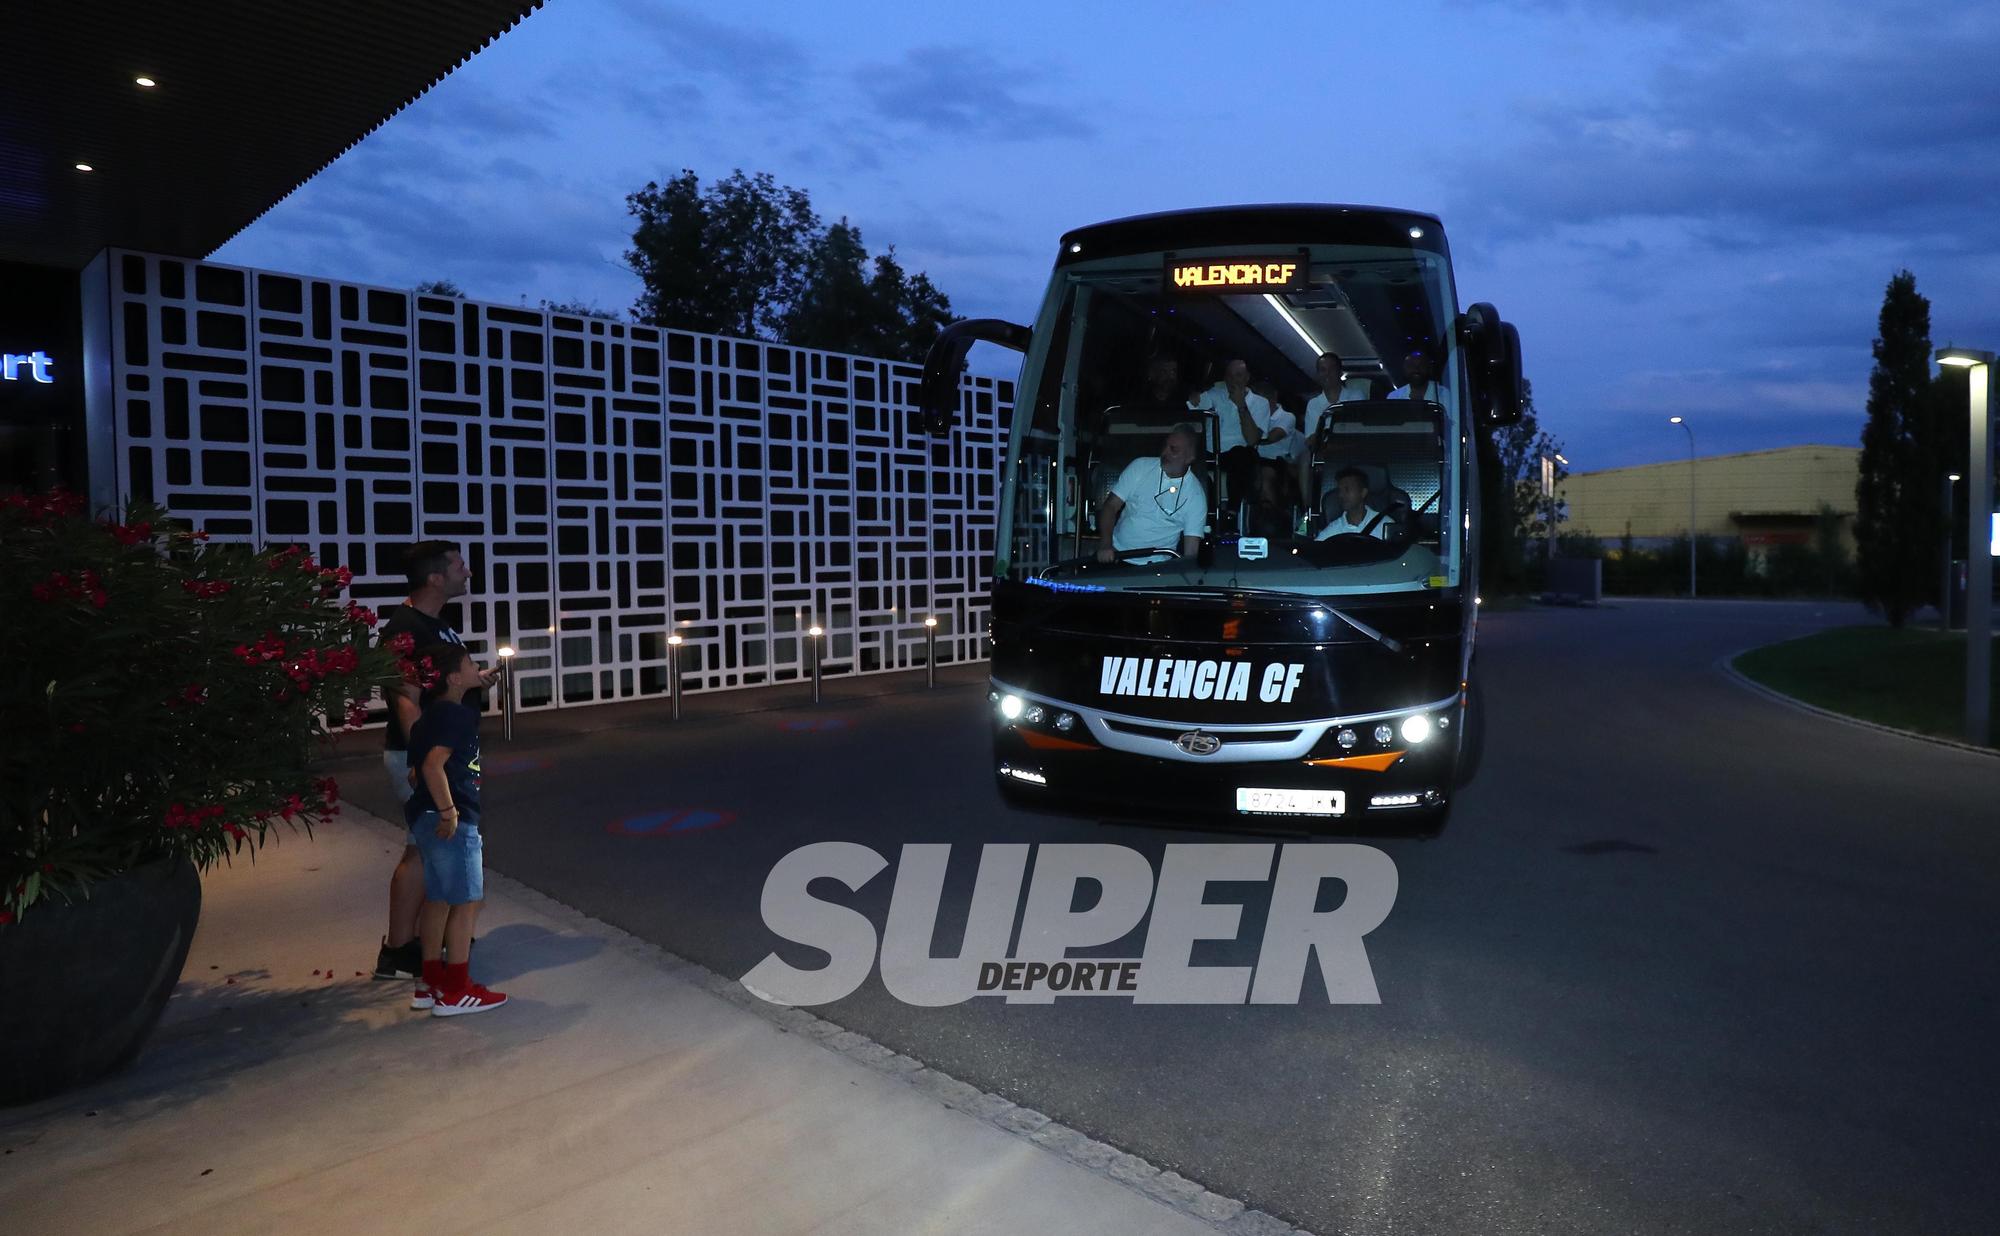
[215,0,2000,470]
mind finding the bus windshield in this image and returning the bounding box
[997,242,1466,598]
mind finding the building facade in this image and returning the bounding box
[1558,445,1859,561]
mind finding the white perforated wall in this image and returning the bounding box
[104,250,1007,711]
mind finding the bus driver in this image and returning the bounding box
[1095,426,1208,563]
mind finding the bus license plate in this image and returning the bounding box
[1236,787,1344,816]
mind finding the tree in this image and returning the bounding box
[540,298,621,321]
[624,169,820,338]
[1478,379,1566,590]
[1854,270,1940,627]
[623,170,958,362]
[781,223,958,363]
[413,279,464,298]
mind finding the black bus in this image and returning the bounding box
[921,204,1523,831]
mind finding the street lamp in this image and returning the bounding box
[1942,473,1962,631]
[1539,453,1568,564]
[1669,417,1696,598]
[1937,347,1994,744]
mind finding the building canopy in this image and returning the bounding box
[0,1,546,269]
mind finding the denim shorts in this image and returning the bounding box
[383,749,415,806]
[409,812,484,904]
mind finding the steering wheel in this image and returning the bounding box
[1097,546,1183,564]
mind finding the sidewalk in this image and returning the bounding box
[0,808,1247,1236]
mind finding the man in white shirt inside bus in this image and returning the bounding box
[1314,466,1392,540]
[1096,426,1208,562]
[1297,352,1377,499]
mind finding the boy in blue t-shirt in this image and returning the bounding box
[406,643,507,1017]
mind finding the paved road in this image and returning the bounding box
[330,599,2000,1234]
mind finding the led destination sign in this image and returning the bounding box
[1166,256,1307,293]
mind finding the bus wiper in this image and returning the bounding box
[1125,586,1407,654]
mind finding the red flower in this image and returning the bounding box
[313,776,341,805]
[387,632,416,656]
[1,489,86,523]
[344,602,379,628]
[182,684,208,704]
[107,520,153,545]
[182,579,233,598]
[176,528,212,542]
[344,702,371,729]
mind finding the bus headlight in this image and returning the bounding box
[1337,728,1357,749]
[1000,694,1024,720]
[1024,705,1046,725]
[1373,724,1394,746]
[1401,714,1434,745]
[1054,712,1076,732]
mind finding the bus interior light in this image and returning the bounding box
[1401,715,1434,744]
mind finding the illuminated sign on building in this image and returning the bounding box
[1166,257,1307,294]
[2,351,55,383]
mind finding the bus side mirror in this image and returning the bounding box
[919,318,1032,435]
[1458,303,1523,427]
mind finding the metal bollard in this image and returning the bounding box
[496,645,516,742]
[924,616,938,689]
[667,633,683,721]
[808,624,823,705]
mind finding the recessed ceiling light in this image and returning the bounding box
[74,163,94,173]
[135,76,156,88]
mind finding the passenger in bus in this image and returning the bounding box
[1212,359,1279,521]
[1314,465,1391,540]
[1095,425,1208,563]
[1387,347,1439,402]
[1297,352,1373,500]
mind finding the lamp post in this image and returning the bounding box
[1942,473,1961,631]
[495,646,515,742]
[923,615,938,689]
[1539,453,1567,564]
[1669,417,1696,598]
[807,624,824,705]
[1937,347,1994,745]
[667,632,684,721]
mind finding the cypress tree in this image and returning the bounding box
[1854,271,1939,627]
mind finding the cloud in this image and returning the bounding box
[857,45,1094,142]
[1453,12,2000,248]
[612,0,811,101]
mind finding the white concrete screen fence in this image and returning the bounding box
[84,250,1009,713]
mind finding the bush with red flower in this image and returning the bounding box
[0,491,403,924]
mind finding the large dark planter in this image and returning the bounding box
[0,855,201,1106]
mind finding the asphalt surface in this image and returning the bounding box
[327,598,2000,1235]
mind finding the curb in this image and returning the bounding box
[348,808,1320,1236]
[1717,651,2000,761]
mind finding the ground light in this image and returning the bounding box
[1936,347,1995,744]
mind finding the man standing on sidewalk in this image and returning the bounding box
[371,541,493,980]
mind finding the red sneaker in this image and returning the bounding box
[410,981,435,1011]
[431,983,508,1017]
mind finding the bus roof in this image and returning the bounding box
[1056,204,1448,267]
